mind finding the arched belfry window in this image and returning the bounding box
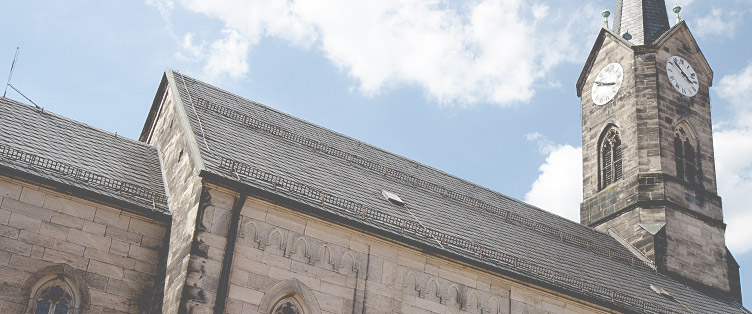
[674,124,698,184]
[600,127,623,190]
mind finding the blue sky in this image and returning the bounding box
[2,0,752,304]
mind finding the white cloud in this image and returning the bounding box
[145,0,174,19]
[175,32,206,62]
[695,8,741,38]
[203,30,251,80]
[524,133,583,222]
[156,0,600,106]
[715,62,752,255]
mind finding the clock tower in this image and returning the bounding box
[576,0,741,301]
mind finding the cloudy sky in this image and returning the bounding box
[2,0,752,303]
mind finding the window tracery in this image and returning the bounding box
[600,127,623,190]
[31,279,75,314]
[272,297,303,314]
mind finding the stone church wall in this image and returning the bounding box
[217,191,607,314]
[0,176,167,313]
[145,85,208,314]
[663,208,729,291]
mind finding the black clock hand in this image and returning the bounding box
[595,81,616,86]
[672,60,694,84]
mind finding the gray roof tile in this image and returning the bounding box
[170,72,747,314]
[0,97,169,216]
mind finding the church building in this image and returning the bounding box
[0,0,748,313]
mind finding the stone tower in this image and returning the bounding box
[576,0,742,301]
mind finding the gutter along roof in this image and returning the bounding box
[165,70,746,314]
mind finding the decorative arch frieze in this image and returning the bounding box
[426,278,441,301]
[266,229,287,255]
[339,252,358,275]
[398,267,507,313]
[445,285,461,306]
[237,217,369,274]
[288,236,313,264]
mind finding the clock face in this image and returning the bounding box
[666,56,699,97]
[591,63,624,106]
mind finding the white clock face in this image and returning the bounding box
[591,63,624,106]
[666,56,699,97]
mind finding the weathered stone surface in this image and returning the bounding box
[580,26,731,292]
[0,178,168,313]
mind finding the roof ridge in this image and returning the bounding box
[175,73,602,234]
[193,95,655,272]
[218,156,681,314]
[0,97,157,151]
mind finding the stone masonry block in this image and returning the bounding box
[94,208,130,227]
[68,228,111,252]
[2,197,51,221]
[128,218,165,239]
[228,284,264,306]
[0,236,32,256]
[50,211,85,229]
[88,259,124,280]
[0,180,22,200]
[19,187,45,207]
[85,247,136,269]
[42,248,88,270]
[83,220,107,236]
[8,212,42,232]
[62,200,96,221]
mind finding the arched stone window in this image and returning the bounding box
[22,264,90,314]
[258,279,321,314]
[600,127,623,190]
[674,124,698,184]
[273,297,304,314]
[32,280,74,314]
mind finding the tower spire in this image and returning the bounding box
[613,0,671,45]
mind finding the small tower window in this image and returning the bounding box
[674,125,698,184]
[600,127,623,190]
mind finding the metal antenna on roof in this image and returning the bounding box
[3,47,41,110]
[3,47,18,98]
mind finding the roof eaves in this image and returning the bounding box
[0,162,170,222]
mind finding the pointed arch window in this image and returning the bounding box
[674,125,698,184]
[31,279,75,314]
[600,127,623,189]
[273,297,303,314]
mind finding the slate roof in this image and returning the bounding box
[166,71,747,314]
[0,97,169,217]
[613,0,671,45]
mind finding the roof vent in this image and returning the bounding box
[650,284,673,299]
[381,190,404,206]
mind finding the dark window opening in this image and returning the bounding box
[674,126,698,184]
[34,285,72,314]
[600,128,623,190]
